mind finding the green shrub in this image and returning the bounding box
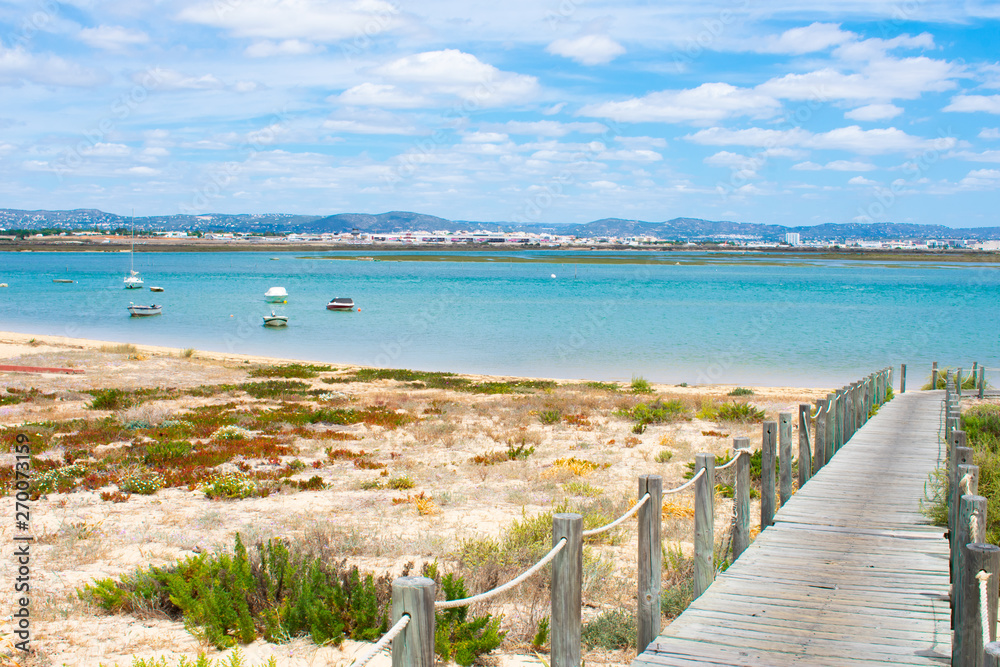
[727,387,753,396]
[581,608,636,650]
[619,400,687,427]
[33,463,88,495]
[531,616,549,650]
[539,409,562,425]
[89,388,134,410]
[386,475,415,490]
[585,381,620,392]
[248,364,330,379]
[715,402,765,422]
[240,380,310,398]
[655,449,673,463]
[435,574,506,666]
[630,375,653,394]
[145,441,193,464]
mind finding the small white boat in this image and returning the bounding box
[262,311,288,327]
[149,286,164,292]
[264,286,288,303]
[53,279,74,284]
[326,297,355,311]
[124,270,143,289]
[128,302,161,317]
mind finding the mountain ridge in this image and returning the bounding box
[1,208,998,241]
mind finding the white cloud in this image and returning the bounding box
[245,39,323,57]
[79,25,149,51]
[588,180,619,190]
[689,125,954,155]
[958,168,1000,189]
[491,120,608,137]
[686,127,810,148]
[136,68,225,90]
[754,23,855,54]
[81,142,130,157]
[847,175,878,185]
[944,95,1000,114]
[825,160,877,171]
[705,151,759,170]
[947,149,1000,163]
[792,161,823,171]
[979,128,1000,139]
[322,119,417,134]
[833,33,936,62]
[371,50,539,107]
[462,131,509,143]
[178,0,401,42]
[597,148,661,162]
[757,57,959,102]
[335,83,430,108]
[0,44,105,87]
[845,103,903,121]
[546,34,625,66]
[581,82,781,123]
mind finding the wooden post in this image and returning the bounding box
[391,577,436,667]
[957,368,963,397]
[958,543,1000,666]
[778,413,792,507]
[981,367,987,400]
[953,492,986,659]
[693,453,715,599]
[761,422,776,528]
[733,438,751,561]
[637,475,662,653]
[986,642,1000,666]
[901,363,907,394]
[837,388,846,450]
[950,440,972,559]
[552,513,582,667]
[932,361,938,390]
[826,393,836,461]
[798,405,812,488]
[848,383,858,440]
[814,399,827,474]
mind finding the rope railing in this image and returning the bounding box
[980,571,993,650]
[715,448,748,471]
[664,467,705,495]
[435,538,567,609]
[349,613,411,667]
[582,493,649,537]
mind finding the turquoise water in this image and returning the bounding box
[0,250,996,386]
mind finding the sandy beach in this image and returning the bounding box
[0,330,830,667]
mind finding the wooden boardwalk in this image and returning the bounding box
[636,390,952,667]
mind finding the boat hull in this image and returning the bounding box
[128,305,161,317]
[326,298,355,311]
[262,317,288,327]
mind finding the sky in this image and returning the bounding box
[1,1,999,227]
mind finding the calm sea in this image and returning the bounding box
[0,249,996,387]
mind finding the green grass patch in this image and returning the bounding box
[727,387,754,396]
[248,364,331,379]
[617,399,688,427]
[630,375,653,394]
[240,380,310,399]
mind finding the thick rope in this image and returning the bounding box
[979,570,992,648]
[960,472,973,497]
[971,512,981,542]
[582,493,649,537]
[349,613,410,667]
[435,538,567,609]
[664,467,705,495]
[715,448,748,472]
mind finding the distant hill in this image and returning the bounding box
[1,207,999,241]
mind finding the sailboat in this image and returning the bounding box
[123,211,143,289]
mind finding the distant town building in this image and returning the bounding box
[784,233,800,246]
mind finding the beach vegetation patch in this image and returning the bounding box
[618,399,688,427]
[538,409,561,425]
[584,381,621,392]
[33,463,88,495]
[630,375,653,394]
[727,387,753,396]
[309,406,414,430]
[144,441,194,464]
[962,405,1000,545]
[545,457,609,478]
[116,467,165,495]
[434,572,506,666]
[248,364,331,379]
[472,441,535,465]
[661,545,694,619]
[716,401,766,422]
[655,449,673,463]
[88,388,135,410]
[923,368,980,390]
[393,491,439,515]
[203,472,266,500]
[563,481,603,497]
[581,607,636,650]
[240,380,310,399]
[386,474,415,490]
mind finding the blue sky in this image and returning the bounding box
[1,1,999,227]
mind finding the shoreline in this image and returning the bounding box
[1,237,998,262]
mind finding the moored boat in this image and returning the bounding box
[326,297,355,311]
[262,311,288,327]
[128,302,161,317]
[264,286,288,303]
[149,286,164,292]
